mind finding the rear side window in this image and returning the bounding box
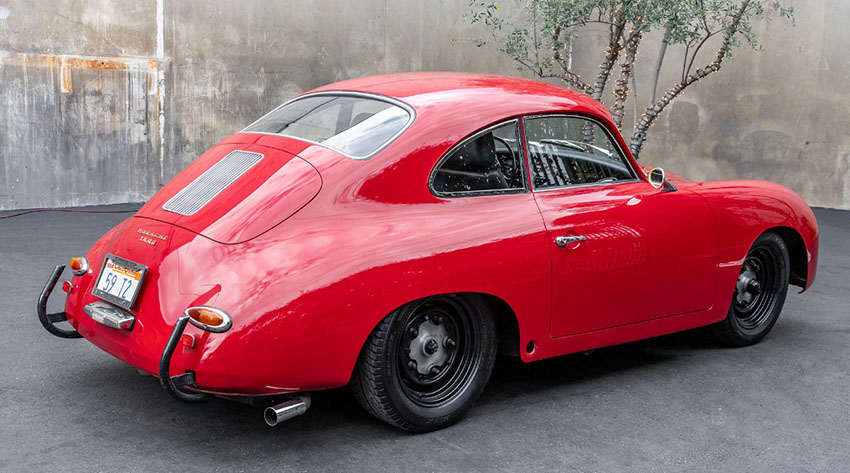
[524,116,634,189]
[431,121,526,196]
[242,94,413,159]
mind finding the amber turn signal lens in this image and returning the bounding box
[69,257,89,276]
[185,306,232,333]
[196,309,223,326]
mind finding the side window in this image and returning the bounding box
[524,116,634,189]
[431,121,525,196]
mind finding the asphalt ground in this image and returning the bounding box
[1,205,848,472]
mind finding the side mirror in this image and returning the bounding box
[648,167,666,189]
[648,167,677,192]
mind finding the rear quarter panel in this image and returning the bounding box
[172,190,550,393]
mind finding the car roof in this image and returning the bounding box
[308,72,612,123]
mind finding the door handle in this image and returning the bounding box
[555,235,587,247]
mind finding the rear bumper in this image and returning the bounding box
[43,261,311,398]
[38,264,208,401]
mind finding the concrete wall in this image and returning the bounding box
[1,0,848,210]
[634,1,850,210]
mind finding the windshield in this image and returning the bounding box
[242,94,413,159]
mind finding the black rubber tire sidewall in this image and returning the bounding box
[353,294,497,432]
[716,232,790,346]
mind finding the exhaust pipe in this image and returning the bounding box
[264,394,311,426]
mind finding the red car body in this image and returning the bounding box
[58,72,818,398]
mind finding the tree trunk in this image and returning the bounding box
[611,30,642,130]
[631,69,638,138]
[591,11,626,101]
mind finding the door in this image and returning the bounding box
[523,115,717,337]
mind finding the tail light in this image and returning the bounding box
[185,306,232,333]
[69,257,89,276]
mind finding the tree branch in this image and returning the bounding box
[630,0,752,158]
[551,24,592,94]
[648,25,671,107]
[685,30,720,78]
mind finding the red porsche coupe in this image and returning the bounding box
[39,73,818,432]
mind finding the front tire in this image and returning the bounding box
[712,232,790,347]
[351,295,497,432]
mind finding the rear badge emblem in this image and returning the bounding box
[138,228,168,246]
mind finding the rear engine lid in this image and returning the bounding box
[137,142,321,244]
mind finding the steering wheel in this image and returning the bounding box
[492,136,517,181]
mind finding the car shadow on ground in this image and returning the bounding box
[54,326,725,443]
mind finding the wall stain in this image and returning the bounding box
[2,52,159,95]
[0,50,162,209]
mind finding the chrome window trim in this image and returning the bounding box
[238,90,416,160]
[428,118,529,198]
[522,113,641,193]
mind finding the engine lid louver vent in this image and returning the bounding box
[162,150,264,216]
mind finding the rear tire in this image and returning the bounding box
[351,295,497,432]
[711,232,790,347]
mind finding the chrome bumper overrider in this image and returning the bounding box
[37,265,82,338]
[158,314,210,403]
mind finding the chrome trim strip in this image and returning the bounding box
[162,150,263,216]
[238,90,417,161]
[526,177,641,193]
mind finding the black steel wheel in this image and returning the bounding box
[712,232,790,346]
[351,294,497,432]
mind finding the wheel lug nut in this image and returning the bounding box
[430,366,441,376]
[435,316,443,325]
[409,327,418,337]
[408,361,417,370]
[445,338,456,349]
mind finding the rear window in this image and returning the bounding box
[242,94,413,159]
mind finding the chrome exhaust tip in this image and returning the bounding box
[264,394,311,426]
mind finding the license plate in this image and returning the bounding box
[91,254,148,310]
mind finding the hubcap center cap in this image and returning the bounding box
[735,268,761,307]
[408,319,449,375]
[424,338,439,355]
